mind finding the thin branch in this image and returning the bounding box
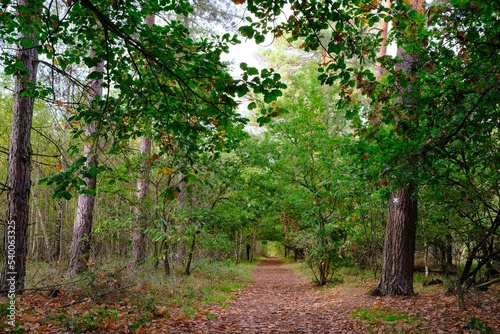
[77,0,234,117]
[31,127,68,165]
[37,60,88,90]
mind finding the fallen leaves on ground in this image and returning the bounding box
[1,258,499,333]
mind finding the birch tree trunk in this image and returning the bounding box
[132,136,151,267]
[66,60,104,276]
[0,0,39,294]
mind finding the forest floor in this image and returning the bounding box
[2,257,500,333]
[152,257,500,334]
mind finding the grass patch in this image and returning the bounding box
[350,309,420,323]
[206,312,218,320]
[330,266,376,287]
[282,258,314,280]
[350,308,423,333]
[413,272,447,294]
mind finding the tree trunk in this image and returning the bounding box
[252,233,257,260]
[235,230,242,265]
[318,220,328,285]
[371,186,417,296]
[164,242,170,276]
[375,0,391,80]
[0,0,39,294]
[66,60,104,276]
[246,243,251,261]
[66,123,98,275]
[370,0,424,296]
[424,244,429,277]
[132,136,151,267]
[31,207,40,261]
[32,193,52,261]
[184,230,197,275]
[442,233,454,275]
[52,200,63,262]
[132,14,154,268]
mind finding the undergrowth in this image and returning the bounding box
[350,308,423,334]
[1,259,256,332]
[283,259,376,288]
[283,257,450,293]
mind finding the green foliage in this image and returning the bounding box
[0,0,287,200]
[350,309,420,324]
[241,42,364,284]
[241,0,500,290]
[22,258,255,330]
[469,318,493,334]
[1,0,498,303]
[56,307,118,333]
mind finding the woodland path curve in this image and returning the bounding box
[187,257,369,334]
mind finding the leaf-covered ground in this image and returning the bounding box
[186,257,368,333]
[2,258,500,333]
[183,258,500,334]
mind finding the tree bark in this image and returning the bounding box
[370,0,424,297]
[372,186,417,295]
[0,0,39,294]
[32,193,52,261]
[131,14,154,268]
[246,243,251,261]
[66,123,98,275]
[132,136,151,267]
[184,230,198,276]
[66,60,104,276]
[375,0,391,80]
[51,201,64,262]
[164,242,170,276]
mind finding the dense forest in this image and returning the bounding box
[0,0,499,332]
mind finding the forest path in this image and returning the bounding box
[188,257,369,334]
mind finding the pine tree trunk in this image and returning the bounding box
[132,229,146,267]
[66,60,104,276]
[370,0,424,296]
[372,186,417,295]
[66,123,98,275]
[0,0,39,294]
[132,14,154,268]
[375,0,391,80]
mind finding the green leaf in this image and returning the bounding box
[87,71,104,80]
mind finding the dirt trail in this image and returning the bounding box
[189,257,369,334]
[153,257,500,333]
